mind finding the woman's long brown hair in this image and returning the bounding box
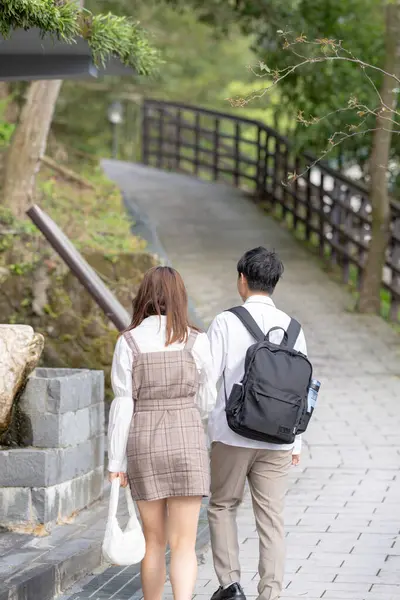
[125,266,199,345]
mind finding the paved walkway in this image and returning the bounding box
[69,162,400,600]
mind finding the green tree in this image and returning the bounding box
[53,1,257,158]
[223,0,399,317]
[168,0,386,166]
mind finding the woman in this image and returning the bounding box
[108,266,215,600]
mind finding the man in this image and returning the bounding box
[207,247,306,600]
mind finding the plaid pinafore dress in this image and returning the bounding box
[123,329,209,501]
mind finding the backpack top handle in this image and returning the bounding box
[265,326,288,345]
[228,306,301,350]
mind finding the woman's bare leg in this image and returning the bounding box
[137,499,168,600]
[167,496,202,600]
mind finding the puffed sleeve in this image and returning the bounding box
[191,332,217,420]
[107,336,134,472]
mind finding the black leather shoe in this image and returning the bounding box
[211,583,246,600]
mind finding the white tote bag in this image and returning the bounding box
[102,478,146,566]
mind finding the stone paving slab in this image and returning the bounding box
[60,163,400,600]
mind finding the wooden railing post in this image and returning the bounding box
[262,132,269,199]
[282,144,289,221]
[255,125,263,199]
[156,107,164,170]
[329,180,342,268]
[194,112,200,176]
[341,189,352,284]
[175,108,181,171]
[390,217,400,321]
[358,195,370,288]
[272,137,279,206]
[141,100,149,165]
[213,118,220,181]
[319,172,325,257]
[293,156,301,231]
[305,166,312,241]
[234,122,240,187]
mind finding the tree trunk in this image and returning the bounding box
[2,80,62,219]
[0,82,19,122]
[358,2,400,314]
[0,83,16,187]
[0,83,9,105]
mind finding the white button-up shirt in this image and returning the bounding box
[207,295,307,454]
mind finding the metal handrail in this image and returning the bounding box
[27,204,131,332]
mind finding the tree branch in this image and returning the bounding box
[41,155,96,189]
[233,33,400,184]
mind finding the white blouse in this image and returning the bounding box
[108,315,216,473]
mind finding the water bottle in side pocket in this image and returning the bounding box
[307,379,321,414]
[296,379,321,435]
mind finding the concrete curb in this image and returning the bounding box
[0,523,102,600]
[9,543,99,600]
[0,480,116,600]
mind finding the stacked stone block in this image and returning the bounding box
[0,368,105,528]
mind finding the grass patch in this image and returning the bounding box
[35,160,146,256]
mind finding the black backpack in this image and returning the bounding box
[224,306,313,445]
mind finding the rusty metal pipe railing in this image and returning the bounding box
[27,204,131,332]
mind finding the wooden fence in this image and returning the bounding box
[141,98,400,322]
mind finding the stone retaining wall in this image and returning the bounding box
[0,368,105,528]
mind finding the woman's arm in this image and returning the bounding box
[108,336,134,474]
[191,332,217,419]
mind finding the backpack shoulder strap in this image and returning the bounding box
[227,306,265,342]
[285,318,301,349]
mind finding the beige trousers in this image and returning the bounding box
[208,443,292,600]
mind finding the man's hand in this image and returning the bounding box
[108,471,128,487]
[292,454,301,466]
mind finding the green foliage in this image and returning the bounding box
[0,0,159,74]
[54,2,262,159]
[140,6,255,107]
[0,120,15,147]
[0,236,12,252]
[0,0,79,40]
[36,162,147,255]
[170,0,394,172]
[0,204,38,235]
[0,205,15,226]
[223,79,294,131]
[0,97,15,147]
[261,0,386,161]
[9,262,34,275]
[88,13,158,74]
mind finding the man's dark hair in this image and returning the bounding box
[237,247,284,294]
